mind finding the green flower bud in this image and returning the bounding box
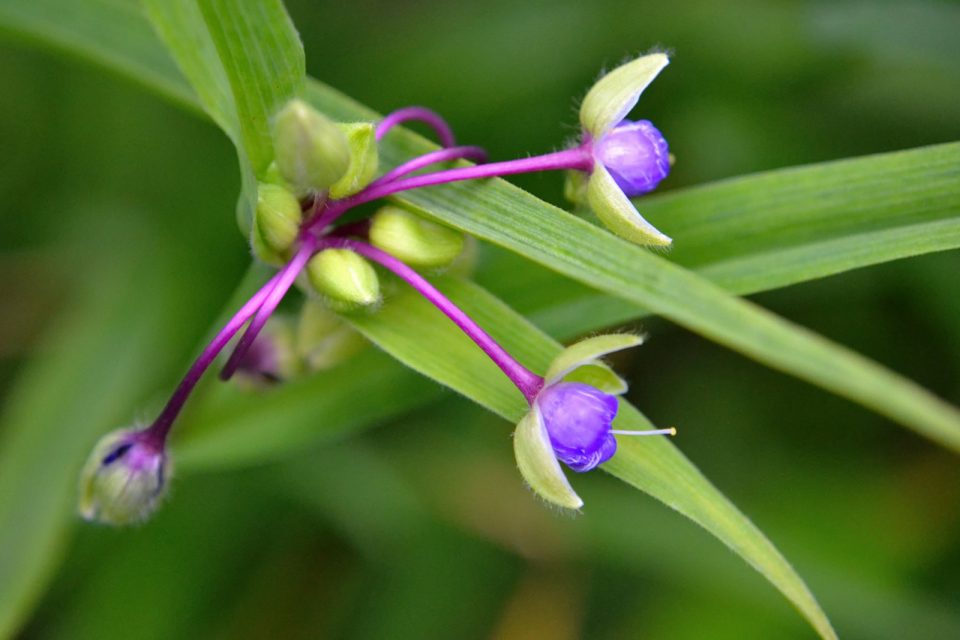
[79,428,170,526]
[369,206,464,268]
[252,183,302,265]
[329,122,379,199]
[307,248,381,307]
[297,300,368,370]
[273,99,350,193]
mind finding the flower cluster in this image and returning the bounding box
[79,54,676,523]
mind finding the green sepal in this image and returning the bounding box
[307,249,381,307]
[513,406,583,510]
[562,362,628,395]
[545,333,643,385]
[329,122,379,199]
[273,98,350,193]
[297,300,368,370]
[579,53,669,137]
[369,206,465,268]
[586,164,672,246]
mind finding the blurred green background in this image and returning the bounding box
[1,0,959,638]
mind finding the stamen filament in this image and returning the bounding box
[376,106,457,148]
[319,237,544,402]
[220,236,318,380]
[611,427,676,436]
[144,271,283,447]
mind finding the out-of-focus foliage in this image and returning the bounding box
[0,0,958,639]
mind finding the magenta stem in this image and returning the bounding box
[376,106,456,147]
[220,237,318,381]
[144,271,283,447]
[305,146,593,234]
[374,146,488,186]
[320,238,544,402]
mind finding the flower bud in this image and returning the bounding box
[251,183,302,265]
[307,248,381,307]
[273,99,350,193]
[594,119,670,196]
[297,300,368,369]
[329,122,379,199]
[79,429,169,526]
[369,206,464,269]
[537,382,618,472]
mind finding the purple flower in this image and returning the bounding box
[537,382,619,472]
[594,119,671,197]
[513,334,674,509]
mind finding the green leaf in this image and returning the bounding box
[141,0,304,225]
[0,253,193,638]
[644,142,960,293]
[143,0,304,176]
[343,275,835,639]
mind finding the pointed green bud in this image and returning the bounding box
[514,406,583,510]
[580,53,669,137]
[252,183,302,265]
[273,99,350,193]
[329,122,379,199]
[369,206,465,268]
[79,428,170,526]
[307,248,381,307]
[297,300,368,370]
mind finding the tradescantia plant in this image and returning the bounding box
[1,1,959,639]
[77,51,680,523]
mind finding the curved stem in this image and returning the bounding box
[321,238,544,402]
[305,146,593,234]
[374,146,488,186]
[220,237,318,381]
[144,271,283,447]
[376,106,456,147]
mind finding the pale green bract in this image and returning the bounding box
[580,52,669,137]
[513,405,584,509]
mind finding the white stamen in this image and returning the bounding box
[611,427,676,437]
